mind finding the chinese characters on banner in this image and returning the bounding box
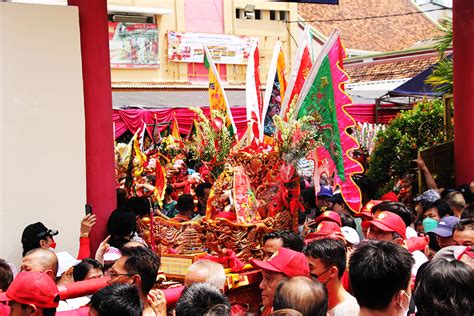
[108,22,159,68]
[168,31,258,64]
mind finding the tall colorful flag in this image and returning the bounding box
[262,41,287,140]
[186,119,198,141]
[152,114,161,147]
[138,121,147,152]
[133,126,148,177]
[204,45,237,137]
[293,29,363,212]
[153,160,167,209]
[170,112,182,141]
[280,25,313,120]
[125,131,139,194]
[245,40,263,144]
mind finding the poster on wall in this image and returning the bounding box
[167,31,257,64]
[108,22,159,68]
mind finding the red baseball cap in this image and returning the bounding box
[355,200,382,219]
[362,211,406,240]
[314,211,342,226]
[250,247,309,278]
[305,221,344,243]
[6,272,60,308]
[380,192,398,202]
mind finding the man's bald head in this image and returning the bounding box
[273,276,328,316]
[21,248,58,280]
[184,260,226,291]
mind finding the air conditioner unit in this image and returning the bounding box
[112,14,150,24]
[244,4,255,19]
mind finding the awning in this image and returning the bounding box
[388,55,451,98]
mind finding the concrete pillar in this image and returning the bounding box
[68,0,116,252]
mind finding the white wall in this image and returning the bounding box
[0,2,86,267]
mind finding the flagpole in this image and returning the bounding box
[280,25,311,118]
[261,41,282,141]
[292,29,341,119]
[203,44,237,136]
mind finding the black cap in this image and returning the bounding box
[176,194,195,212]
[21,222,58,247]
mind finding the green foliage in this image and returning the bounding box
[426,17,453,95]
[367,99,445,195]
[433,17,452,57]
[186,107,233,179]
[425,57,453,95]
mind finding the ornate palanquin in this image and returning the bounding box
[142,149,300,264]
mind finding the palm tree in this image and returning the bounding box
[426,17,452,95]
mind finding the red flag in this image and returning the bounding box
[280,26,313,120]
[154,160,167,209]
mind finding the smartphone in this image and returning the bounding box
[85,204,93,216]
[410,160,419,170]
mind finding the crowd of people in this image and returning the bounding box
[0,159,473,316]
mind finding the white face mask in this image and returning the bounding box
[397,290,411,315]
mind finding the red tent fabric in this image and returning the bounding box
[112,104,397,139]
[345,104,398,124]
[113,107,248,139]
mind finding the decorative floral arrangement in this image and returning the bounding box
[158,134,185,158]
[186,107,233,179]
[273,105,323,165]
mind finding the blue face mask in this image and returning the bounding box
[422,217,439,233]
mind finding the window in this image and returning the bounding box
[236,8,241,19]
[270,10,276,21]
[269,10,288,21]
[254,9,261,20]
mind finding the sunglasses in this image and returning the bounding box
[37,229,58,240]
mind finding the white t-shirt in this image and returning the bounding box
[406,226,418,239]
[328,293,359,316]
[412,250,428,276]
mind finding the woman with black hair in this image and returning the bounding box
[414,259,474,316]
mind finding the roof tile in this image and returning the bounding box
[298,0,441,52]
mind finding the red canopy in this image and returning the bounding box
[113,104,396,139]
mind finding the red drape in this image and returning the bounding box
[113,104,397,139]
[345,104,398,124]
[113,107,248,139]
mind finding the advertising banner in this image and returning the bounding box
[168,31,257,64]
[109,22,159,68]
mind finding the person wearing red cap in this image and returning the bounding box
[314,211,342,227]
[364,211,428,275]
[305,221,345,244]
[250,247,310,316]
[6,271,60,316]
[380,191,398,202]
[364,211,407,244]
